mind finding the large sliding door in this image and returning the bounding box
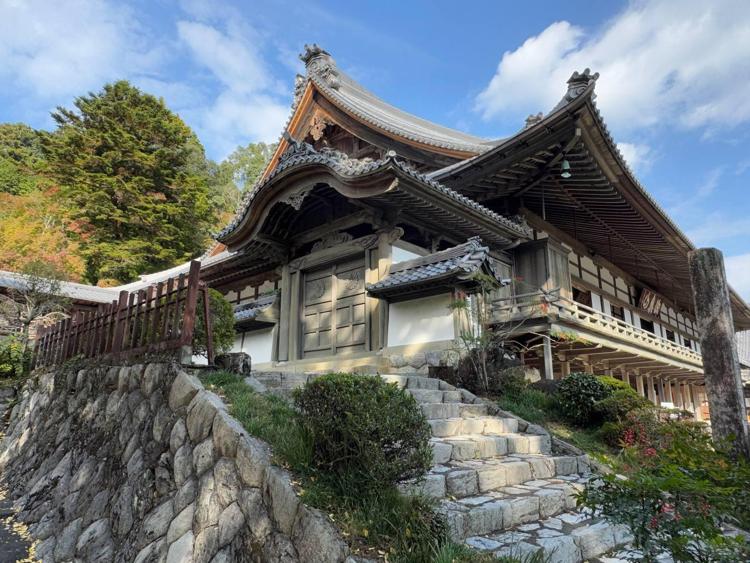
[302,257,366,357]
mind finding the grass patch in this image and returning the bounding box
[201,371,515,562]
[496,386,620,467]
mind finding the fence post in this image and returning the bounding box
[112,291,129,359]
[179,261,201,363]
[201,284,214,365]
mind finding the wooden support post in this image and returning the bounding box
[672,381,682,409]
[691,384,703,421]
[689,247,750,458]
[636,373,645,397]
[561,360,570,378]
[657,377,666,406]
[201,285,214,366]
[665,378,673,404]
[543,336,554,380]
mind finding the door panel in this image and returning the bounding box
[303,257,365,357]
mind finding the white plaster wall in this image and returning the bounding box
[234,328,274,364]
[591,292,603,313]
[392,246,423,264]
[387,294,454,347]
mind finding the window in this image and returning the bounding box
[665,329,675,342]
[610,304,626,321]
[683,337,692,350]
[640,318,655,333]
[573,287,592,307]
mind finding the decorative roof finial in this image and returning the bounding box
[299,44,340,89]
[524,112,544,129]
[565,68,599,100]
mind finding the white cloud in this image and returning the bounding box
[687,213,750,247]
[176,18,289,158]
[476,0,750,134]
[726,253,750,302]
[0,0,160,100]
[617,142,653,173]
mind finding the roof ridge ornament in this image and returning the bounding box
[300,43,340,90]
[524,112,544,129]
[564,68,599,102]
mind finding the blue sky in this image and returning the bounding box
[1,0,749,298]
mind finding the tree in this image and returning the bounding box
[43,81,215,284]
[0,123,48,195]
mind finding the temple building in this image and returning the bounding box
[21,45,748,419]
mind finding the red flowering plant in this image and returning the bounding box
[579,419,750,562]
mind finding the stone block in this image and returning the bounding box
[239,488,272,543]
[187,392,225,443]
[54,517,82,561]
[428,418,461,437]
[174,443,194,486]
[175,478,198,515]
[170,419,187,454]
[293,505,349,563]
[142,363,166,396]
[134,539,166,563]
[76,518,114,562]
[408,389,444,403]
[503,461,532,485]
[444,438,476,461]
[214,458,241,508]
[509,495,540,526]
[446,472,478,501]
[167,530,194,563]
[528,457,555,480]
[553,456,579,476]
[459,403,488,417]
[465,500,509,537]
[193,525,218,563]
[143,499,174,544]
[477,464,507,492]
[399,473,446,498]
[430,440,453,465]
[168,502,195,545]
[264,466,300,535]
[407,375,440,390]
[460,418,486,435]
[193,438,215,477]
[572,521,616,559]
[421,403,459,419]
[236,436,271,488]
[505,434,529,454]
[218,502,245,547]
[213,411,245,458]
[169,371,202,412]
[537,535,582,563]
[536,488,566,518]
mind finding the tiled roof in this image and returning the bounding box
[234,292,279,324]
[0,270,118,304]
[301,44,500,155]
[216,142,531,243]
[367,237,497,297]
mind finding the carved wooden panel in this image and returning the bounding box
[302,257,365,357]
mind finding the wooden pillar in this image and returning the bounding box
[664,378,673,404]
[672,381,682,409]
[682,384,694,414]
[657,378,666,405]
[277,264,291,362]
[543,336,554,380]
[691,384,703,421]
[636,373,645,397]
[646,375,656,404]
[689,248,750,458]
[561,360,570,379]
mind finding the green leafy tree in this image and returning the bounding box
[43,81,215,284]
[0,123,48,195]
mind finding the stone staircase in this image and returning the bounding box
[250,370,632,562]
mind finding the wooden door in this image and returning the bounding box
[302,257,366,357]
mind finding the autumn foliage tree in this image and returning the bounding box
[43,81,216,284]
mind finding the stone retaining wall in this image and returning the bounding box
[0,362,349,563]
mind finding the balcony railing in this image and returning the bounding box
[492,290,703,366]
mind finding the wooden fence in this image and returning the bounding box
[33,261,214,368]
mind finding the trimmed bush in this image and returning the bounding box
[557,372,610,425]
[598,375,633,393]
[294,373,433,492]
[595,388,653,423]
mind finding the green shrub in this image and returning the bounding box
[529,378,560,395]
[192,288,235,357]
[294,373,433,492]
[594,388,653,423]
[556,372,610,425]
[598,375,633,393]
[597,421,626,447]
[0,334,30,378]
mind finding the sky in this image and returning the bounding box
[1,0,749,299]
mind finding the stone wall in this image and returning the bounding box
[0,362,349,563]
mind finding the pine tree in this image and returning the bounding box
[44,81,215,284]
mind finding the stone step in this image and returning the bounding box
[439,476,590,541]
[428,416,519,437]
[401,455,588,500]
[407,388,464,404]
[464,511,633,563]
[430,432,552,463]
[420,402,489,420]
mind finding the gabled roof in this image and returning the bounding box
[367,237,499,300]
[216,141,532,250]
[0,270,117,304]
[300,45,498,156]
[234,292,279,328]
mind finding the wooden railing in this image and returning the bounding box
[492,290,703,366]
[33,261,214,368]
